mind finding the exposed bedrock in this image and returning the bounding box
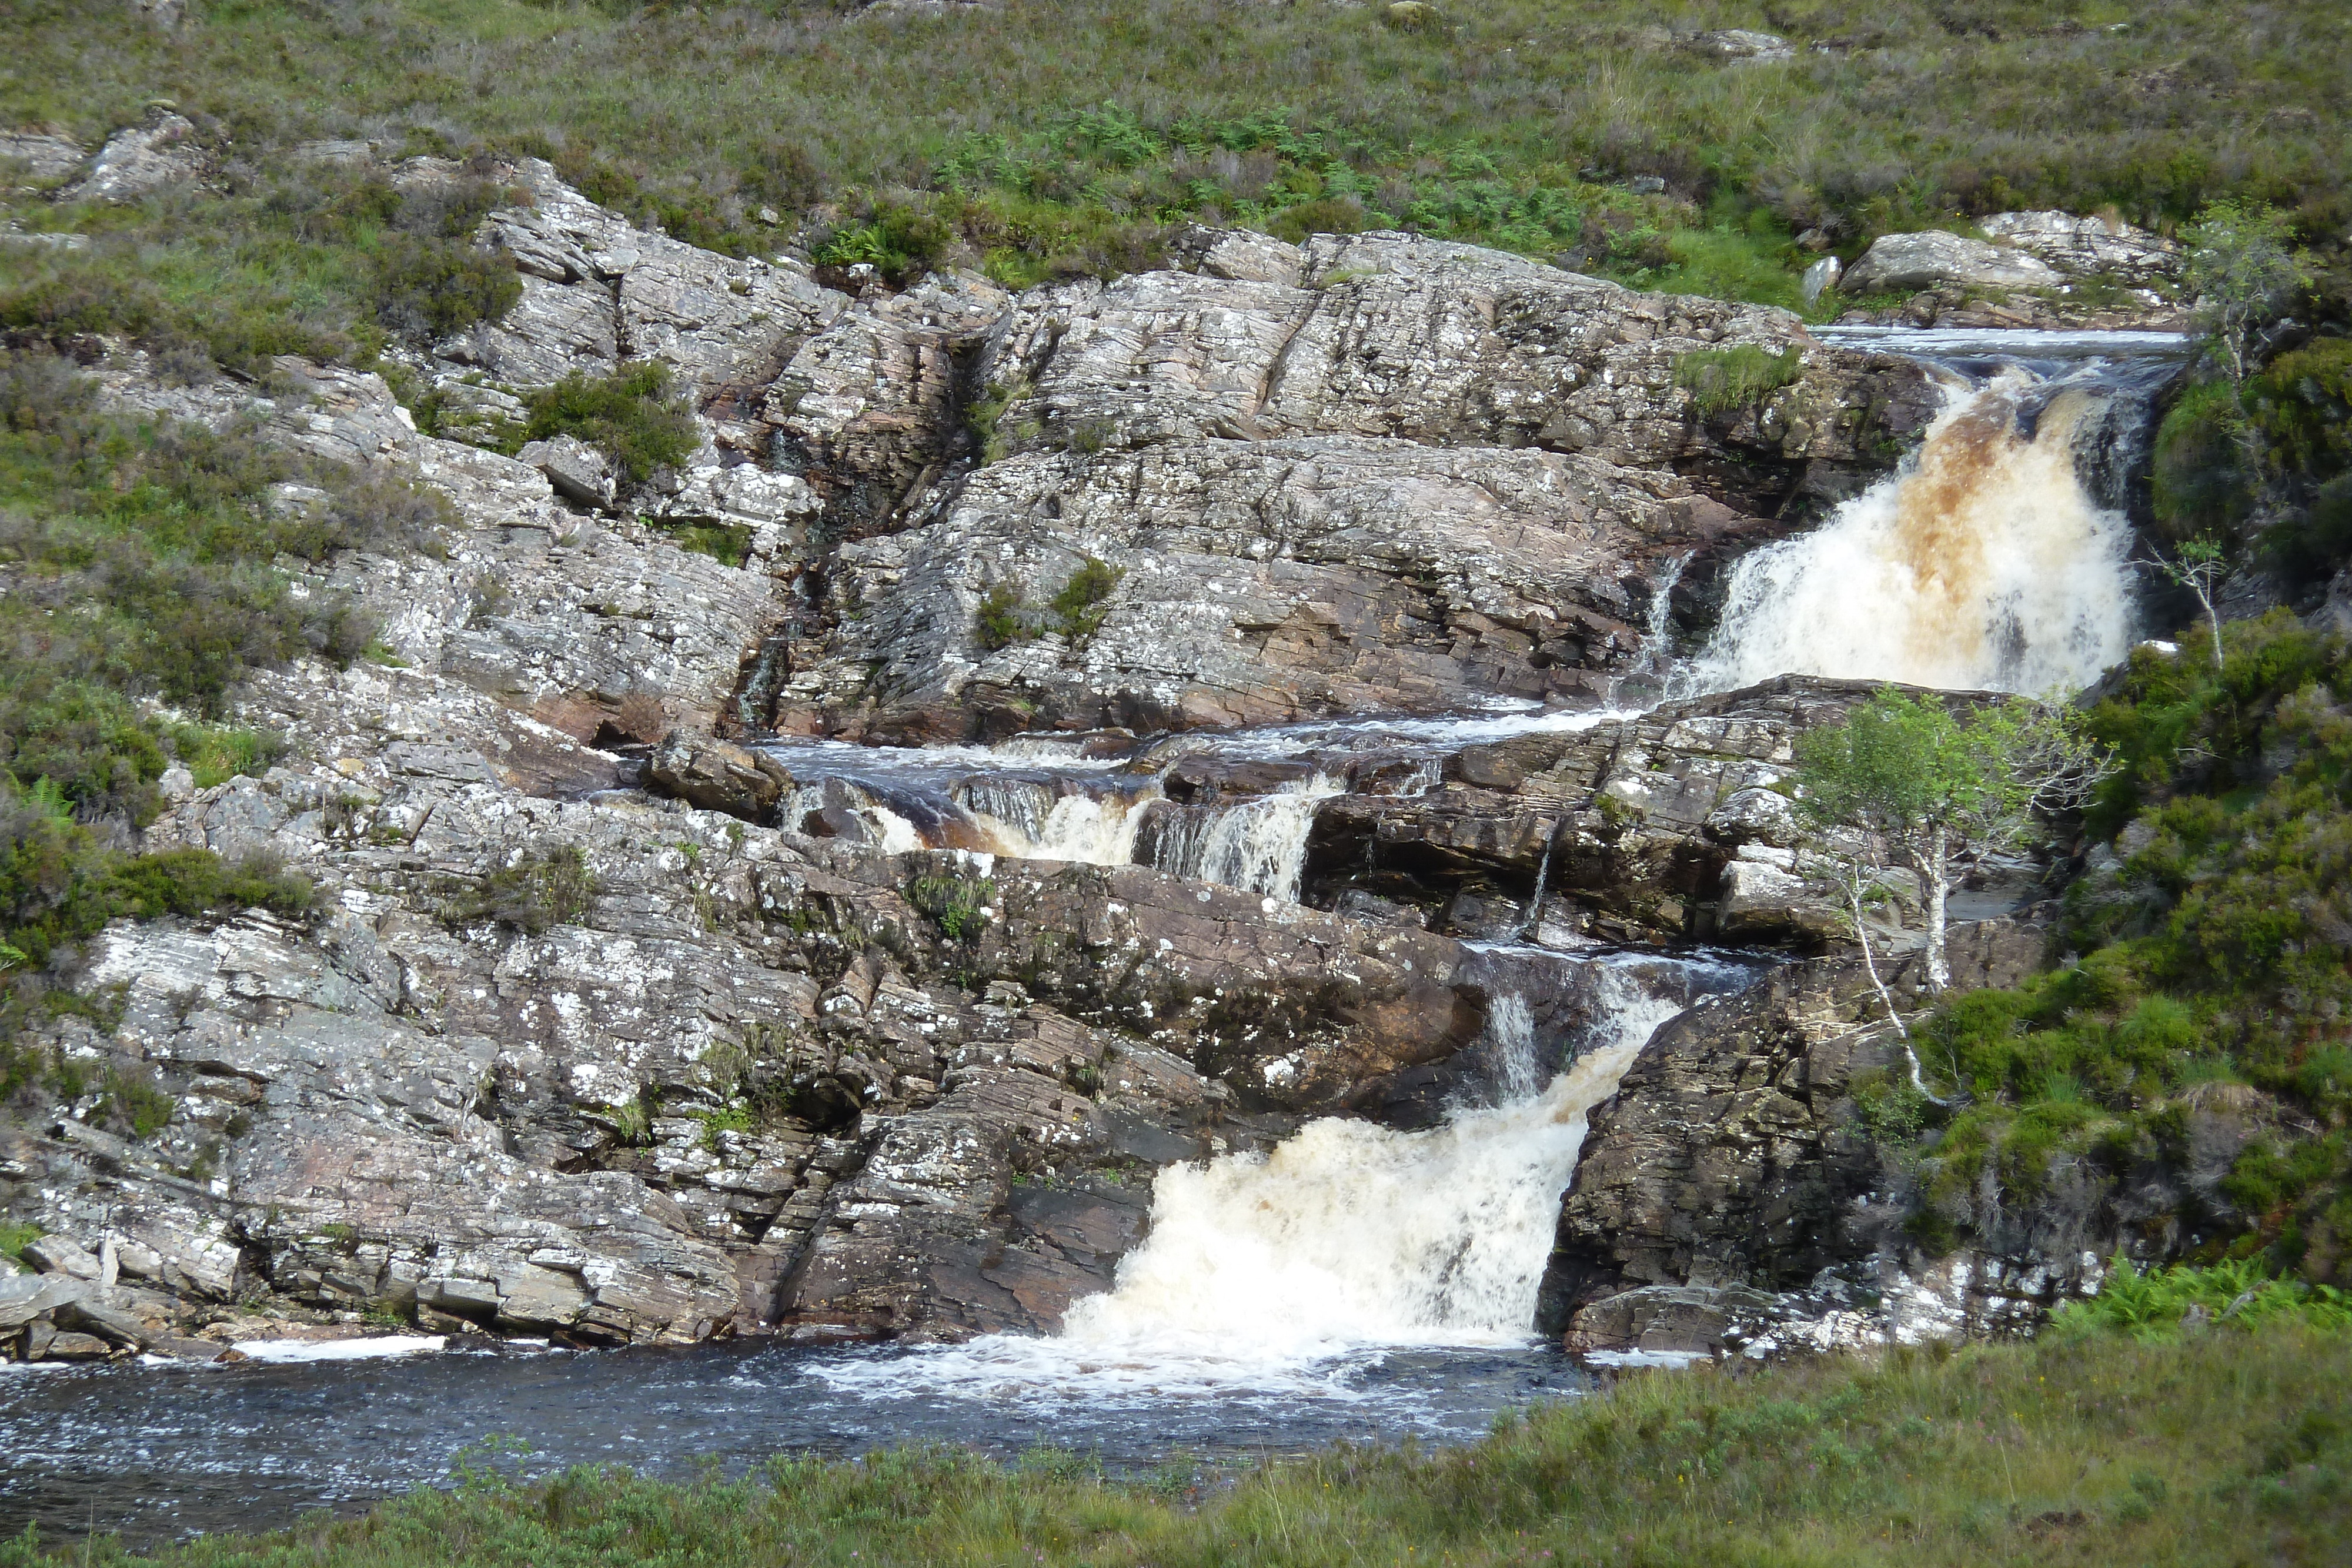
[4,176,1962,1360]
[6,734,1516,1346]
[1304,676,1895,946]
[1536,920,2280,1358]
[759,230,1937,741]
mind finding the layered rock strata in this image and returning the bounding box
[1536,919,2280,1356]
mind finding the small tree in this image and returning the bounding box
[2182,200,2310,394]
[2137,534,2230,671]
[1792,692,2110,1094]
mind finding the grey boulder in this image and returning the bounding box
[1842,230,2060,294]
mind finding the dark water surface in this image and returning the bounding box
[0,1338,1586,1546]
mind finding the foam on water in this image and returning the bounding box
[228,1336,449,1364]
[817,962,1689,1406]
[1681,365,2143,698]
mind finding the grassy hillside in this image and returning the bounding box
[7,1289,2346,1567]
[2,0,2347,367]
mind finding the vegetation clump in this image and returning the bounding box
[440,845,602,936]
[1673,343,1802,415]
[1050,556,1124,643]
[973,580,1030,651]
[906,873,994,944]
[1872,613,2352,1285]
[520,362,696,484]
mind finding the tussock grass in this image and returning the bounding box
[2,0,2347,352]
[13,1319,2347,1566]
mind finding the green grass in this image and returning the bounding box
[1674,342,1805,414]
[1888,608,2352,1288]
[2,0,2348,364]
[14,1305,2347,1567]
[0,1220,41,1261]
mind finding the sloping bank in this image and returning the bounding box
[6,1294,2345,1568]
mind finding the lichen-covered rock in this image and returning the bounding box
[773,437,1722,740]
[1532,919,2274,1355]
[0,131,85,182]
[646,734,791,818]
[1840,230,2062,295]
[764,270,1011,536]
[1978,211,2183,283]
[417,158,847,397]
[62,109,205,203]
[519,433,614,508]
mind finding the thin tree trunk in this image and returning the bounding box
[1845,872,1953,1105]
[1923,820,1950,995]
[2194,579,2224,671]
[1845,875,1909,1045]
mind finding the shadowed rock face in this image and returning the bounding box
[2,182,1953,1360]
[1534,919,2278,1358]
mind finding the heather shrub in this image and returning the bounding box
[523,363,697,483]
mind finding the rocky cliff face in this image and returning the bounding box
[1534,918,2278,1358]
[0,165,1967,1363]
[762,229,1935,741]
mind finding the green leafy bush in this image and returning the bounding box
[1674,343,1803,416]
[1051,557,1124,642]
[2052,1257,2352,1342]
[523,363,696,484]
[974,581,1030,651]
[1900,613,2352,1280]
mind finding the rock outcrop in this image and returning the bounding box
[1977,210,2182,283]
[420,158,846,400]
[1842,230,2062,295]
[62,108,207,204]
[754,230,1936,740]
[1833,217,2186,331]
[0,176,1962,1360]
[1301,677,1887,945]
[1535,918,2277,1357]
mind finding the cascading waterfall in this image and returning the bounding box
[1682,371,2140,697]
[1147,774,1346,902]
[819,960,1696,1401]
[1635,550,1693,676]
[958,776,1165,866]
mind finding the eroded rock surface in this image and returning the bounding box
[760,230,1935,739]
[1302,677,1901,946]
[1535,919,2278,1356]
[2,182,1969,1360]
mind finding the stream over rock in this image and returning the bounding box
[0,166,2204,1540]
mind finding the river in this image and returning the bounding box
[0,325,2188,1544]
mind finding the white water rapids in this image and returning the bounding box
[818,963,1691,1403]
[1682,360,2149,697]
[781,326,2179,1402]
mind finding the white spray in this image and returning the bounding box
[1683,375,2137,697]
[818,964,1684,1400]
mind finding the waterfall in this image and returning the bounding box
[1518,829,1555,942]
[1148,774,1344,902]
[1483,991,1543,1102]
[960,777,1165,866]
[1682,372,2138,697]
[817,958,1700,1400]
[1635,551,1693,676]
